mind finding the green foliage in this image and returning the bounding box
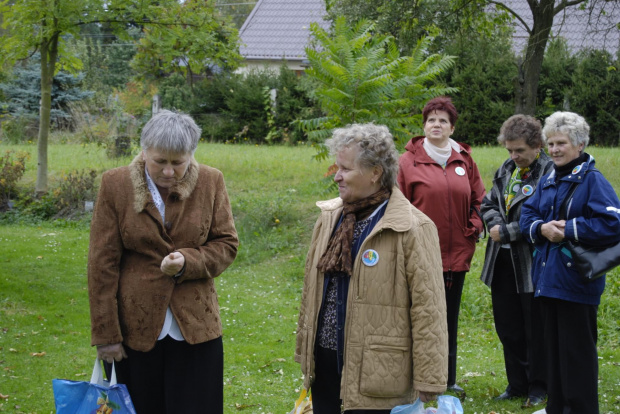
[130,0,242,78]
[0,55,94,128]
[536,38,575,118]
[191,67,314,144]
[298,16,457,156]
[159,73,193,112]
[567,49,620,146]
[442,25,517,145]
[0,149,29,209]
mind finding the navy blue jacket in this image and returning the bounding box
[519,154,620,305]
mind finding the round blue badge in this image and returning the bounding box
[522,185,534,196]
[362,249,380,267]
[572,164,582,174]
[455,167,466,176]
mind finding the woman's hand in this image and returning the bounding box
[541,220,566,243]
[97,343,127,363]
[161,251,185,276]
[419,391,437,403]
[489,225,501,242]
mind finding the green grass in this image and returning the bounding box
[1,143,619,414]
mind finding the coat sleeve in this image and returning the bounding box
[295,214,323,365]
[175,171,239,282]
[406,219,448,393]
[480,169,504,231]
[468,158,486,236]
[88,172,124,346]
[519,184,546,245]
[564,172,620,246]
[397,156,414,201]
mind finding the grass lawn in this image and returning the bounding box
[1,143,619,413]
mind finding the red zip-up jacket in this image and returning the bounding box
[398,136,486,272]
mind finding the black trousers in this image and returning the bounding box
[115,336,223,414]
[539,297,599,414]
[491,248,545,397]
[444,271,465,386]
[312,345,391,414]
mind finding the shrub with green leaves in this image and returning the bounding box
[567,49,620,146]
[190,66,314,144]
[0,150,29,210]
[442,25,517,145]
[298,16,457,154]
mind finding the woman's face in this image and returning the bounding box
[504,138,541,169]
[546,133,584,167]
[334,146,382,203]
[424,110,454,146]
[142,148,192,189]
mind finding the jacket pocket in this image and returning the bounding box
[359,335,412,398]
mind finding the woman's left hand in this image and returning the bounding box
[161,251,185,276]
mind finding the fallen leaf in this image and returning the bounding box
[235,403,258,410]
[31,352,46,357]
[36,256,43,260]
[0,393,8,400]
[9,348,17,353]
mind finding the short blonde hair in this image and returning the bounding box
[542,111,590,148]
[325,123,399,190]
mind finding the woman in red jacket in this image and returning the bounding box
[398,96,485,395]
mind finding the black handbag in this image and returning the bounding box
[560,180,620,281]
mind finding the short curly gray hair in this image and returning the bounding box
[141,110,201,154]
[542,111,590,148]
[325,123,399,190]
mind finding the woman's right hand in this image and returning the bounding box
[97,343,128,363]
[541,220,566,243]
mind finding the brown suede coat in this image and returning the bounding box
[88,155,238,352]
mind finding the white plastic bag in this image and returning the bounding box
[391,395,463,414]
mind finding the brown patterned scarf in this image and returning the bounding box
[317,188,391,275]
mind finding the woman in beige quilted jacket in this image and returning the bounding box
[295,123,448,414]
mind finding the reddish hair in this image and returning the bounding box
[422,96,458,126]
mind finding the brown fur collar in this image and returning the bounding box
[128,154,200,213]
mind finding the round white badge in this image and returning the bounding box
[455,167,466,176]
[361,249,379,267]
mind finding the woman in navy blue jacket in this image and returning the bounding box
[520,111,620,414]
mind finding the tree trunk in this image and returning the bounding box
[35,33,59,195]
[514,0,555,115]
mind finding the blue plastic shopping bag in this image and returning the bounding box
[53,358,136,414]
[391,395,463,414]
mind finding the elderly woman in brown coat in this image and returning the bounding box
[88,110,238,414]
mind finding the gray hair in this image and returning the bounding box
[140,110,201,154]
[325,123,399,190]
[542,111,590,148]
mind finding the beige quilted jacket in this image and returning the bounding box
[295,187,448,410]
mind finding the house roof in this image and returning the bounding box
[495,0,620,55]
[238,0,329,61]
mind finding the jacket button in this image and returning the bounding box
[567,262,572,267]
[542,262,546,267]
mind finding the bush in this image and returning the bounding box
[52,169,98,217]
[190,66,315,144]
[567,50,620,146]
[0,54,94,129]
[443,26,517,145]
[0,150,30,210]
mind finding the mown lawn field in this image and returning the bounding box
[1,143,619,414]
